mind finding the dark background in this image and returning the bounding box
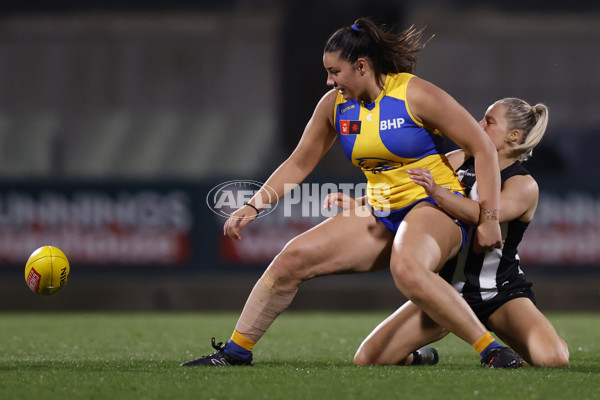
[0,0,598,311]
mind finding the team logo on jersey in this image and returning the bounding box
[340,120,362,135]
[355,157,402,174]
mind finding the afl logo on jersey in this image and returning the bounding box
[340,120,362,135]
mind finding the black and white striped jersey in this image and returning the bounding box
[440,158,532,302]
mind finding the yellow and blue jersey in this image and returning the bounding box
[334,73,464,211]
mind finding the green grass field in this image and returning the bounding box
[0,312,598,400]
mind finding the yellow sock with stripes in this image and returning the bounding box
[222,330,255,360]
[473,332,502,356]
[231,330,257,351]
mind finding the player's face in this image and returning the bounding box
[323,51,362,100]
[479,103,510,150]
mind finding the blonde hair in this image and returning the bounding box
[496,98,548,162]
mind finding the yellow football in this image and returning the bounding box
[25,246,70,295]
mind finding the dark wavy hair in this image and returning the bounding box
[324,17,430,88]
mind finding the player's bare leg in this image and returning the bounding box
[182,205,394,366]
[354,300,447,366]
[389,202,523,368]
[487,298,569,367]
[234,204,394,346]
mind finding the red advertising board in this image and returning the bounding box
[0,187,194,267]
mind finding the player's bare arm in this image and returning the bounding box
[407,77,501,250]
[224,90,338,240]
[498,175,539,223]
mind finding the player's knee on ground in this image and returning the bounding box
[354,344,412,367]
[353,344,377,366]
[531,341,570,367]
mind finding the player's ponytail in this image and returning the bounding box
[324,17,429,89]
[497,98,548,162]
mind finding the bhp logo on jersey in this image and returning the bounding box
[206,180,278,220]
[380,118,405,131]
[340,120,362,135]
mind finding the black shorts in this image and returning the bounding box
[463,276,536,328]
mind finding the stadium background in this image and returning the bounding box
[0,0,598,312]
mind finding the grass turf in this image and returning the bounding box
[0,312,598,400]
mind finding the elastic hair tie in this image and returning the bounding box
[351,24,360,32]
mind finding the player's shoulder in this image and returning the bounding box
[311,89,340,126]
[504,173,537,189]
[314,89,339,114]
[502,161,534,181]
[323,88,339,102]
[503,173,539,201]
[315,89,339,110]
[405,75,454,119]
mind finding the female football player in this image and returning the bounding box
[182,18,521,368]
